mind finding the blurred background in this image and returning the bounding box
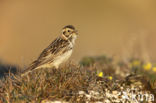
[0,0,156,68]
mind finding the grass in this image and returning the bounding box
[0,55,156,103]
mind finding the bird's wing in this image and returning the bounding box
[25,38,69,71]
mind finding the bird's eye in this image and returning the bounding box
[67,30,71,32]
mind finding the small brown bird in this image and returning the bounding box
[21,25,78,76]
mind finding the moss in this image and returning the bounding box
[0,56,155,102]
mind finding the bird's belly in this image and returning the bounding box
[53,50,73,68]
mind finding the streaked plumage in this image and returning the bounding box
[21,25,78,76]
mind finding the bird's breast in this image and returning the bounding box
[53,50,73,68]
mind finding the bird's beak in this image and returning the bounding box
[73,30,78,35]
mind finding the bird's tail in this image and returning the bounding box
[21,60,39,77]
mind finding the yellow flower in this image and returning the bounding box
[98,72,103,77]
[152,67,156,72]
[129,60,141,68]
[143,62,152,70]
[132,60,140,66]
[108,76,113,80]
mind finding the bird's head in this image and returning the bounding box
[61,25,78,41]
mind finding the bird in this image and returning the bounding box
[21,25,78,76]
